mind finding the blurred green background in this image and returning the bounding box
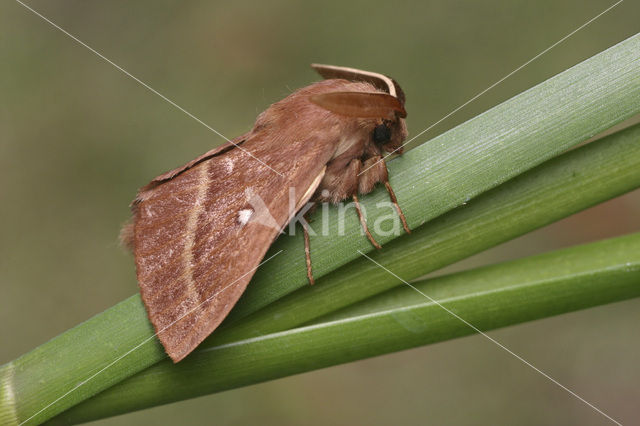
[2,0,639,424]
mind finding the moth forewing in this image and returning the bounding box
[128,65,410,361]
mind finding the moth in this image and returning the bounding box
[122,64,411,362]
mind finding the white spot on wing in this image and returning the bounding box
[237,209,253,225]
[223,158,235,173]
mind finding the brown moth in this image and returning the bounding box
[122,64,411,362]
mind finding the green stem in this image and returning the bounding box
[51,118,640,425]
[233,32,640,318]
[52,233,640,424]
[205,120,640,345]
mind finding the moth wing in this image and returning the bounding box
[145,133,250,187]
[132,133,334,362]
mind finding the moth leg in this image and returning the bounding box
[384,181,411,235]
[315,158,382,249]
[342,158,381,250]
[352,193,382,250]
[302,212,315,286]
[359,156,411,235]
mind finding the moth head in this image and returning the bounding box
[310,64,408,153]
[372,117,407,153]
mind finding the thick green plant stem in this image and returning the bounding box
[2,33,640,426]
[0,299,163,426]
[49,119,640,424]
[233,32,640,317]
[51,233,640,424]
[202,121,640,345]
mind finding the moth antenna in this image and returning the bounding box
[310,63,405,105]
[384,181,411,235]
[310,92,406,119]
[352,194,382,249]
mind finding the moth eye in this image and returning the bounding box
[373,123,391,144]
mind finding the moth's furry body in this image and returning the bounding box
[126,65,409,362]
